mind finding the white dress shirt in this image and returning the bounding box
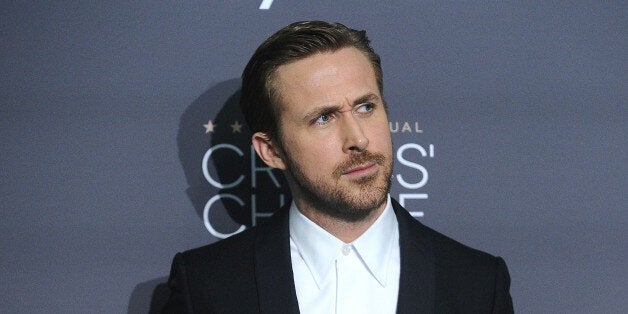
[289,195,400,314]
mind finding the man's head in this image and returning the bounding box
[240,21,384,141]
[241,21,393,223]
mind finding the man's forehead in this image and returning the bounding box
[271,48,378,101]
[274,47,371,76]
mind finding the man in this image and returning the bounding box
[163,21,513,313]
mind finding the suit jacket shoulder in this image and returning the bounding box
[392,199,514,313]
[162,205,299,314]
[161,225,259,313]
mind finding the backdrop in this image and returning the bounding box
[1,1,625,313]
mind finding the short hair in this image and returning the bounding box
[239,21,383,140]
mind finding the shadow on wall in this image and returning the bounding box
[128,79,290,313]
[179,78,290,234]
[127,276,169,313]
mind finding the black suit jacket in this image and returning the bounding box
[162,199,513,313]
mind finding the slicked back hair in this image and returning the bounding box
[239,21,383,141]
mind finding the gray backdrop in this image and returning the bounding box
[1,1,626,313]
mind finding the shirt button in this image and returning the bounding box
[342,244,351,256]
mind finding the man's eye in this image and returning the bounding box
[356,103,374,114]
[315,113,332,124]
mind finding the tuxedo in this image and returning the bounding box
[162,199,513,313]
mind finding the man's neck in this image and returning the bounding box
[293,199,388,243]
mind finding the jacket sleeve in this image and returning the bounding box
[161,253,193,314]
[492,257,514,314]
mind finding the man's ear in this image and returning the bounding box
[252,132,287,170]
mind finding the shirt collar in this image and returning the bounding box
[289,195,398,289]
[353,195,399,287]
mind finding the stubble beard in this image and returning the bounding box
[284,150,393,223]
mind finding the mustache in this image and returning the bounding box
[332,151,386,177]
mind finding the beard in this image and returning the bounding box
[282,150,393,222]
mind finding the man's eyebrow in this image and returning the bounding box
[301,93,381,123]
[353,93,380,106]
[302,104,343,122]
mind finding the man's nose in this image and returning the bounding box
[342,116,369,154]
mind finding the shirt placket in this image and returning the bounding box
[335,243,359,314]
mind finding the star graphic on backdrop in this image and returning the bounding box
[231,121,243,133]
[203,120,216,133]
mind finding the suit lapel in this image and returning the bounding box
[254,204,300,314]
[393,199,435,313]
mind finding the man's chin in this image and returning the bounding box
[327,204,379,223]
[330,191,388,222]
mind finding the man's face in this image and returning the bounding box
[269,47,393,222]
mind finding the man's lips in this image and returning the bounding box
[343,163,377,176]
[332,152,386,178]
